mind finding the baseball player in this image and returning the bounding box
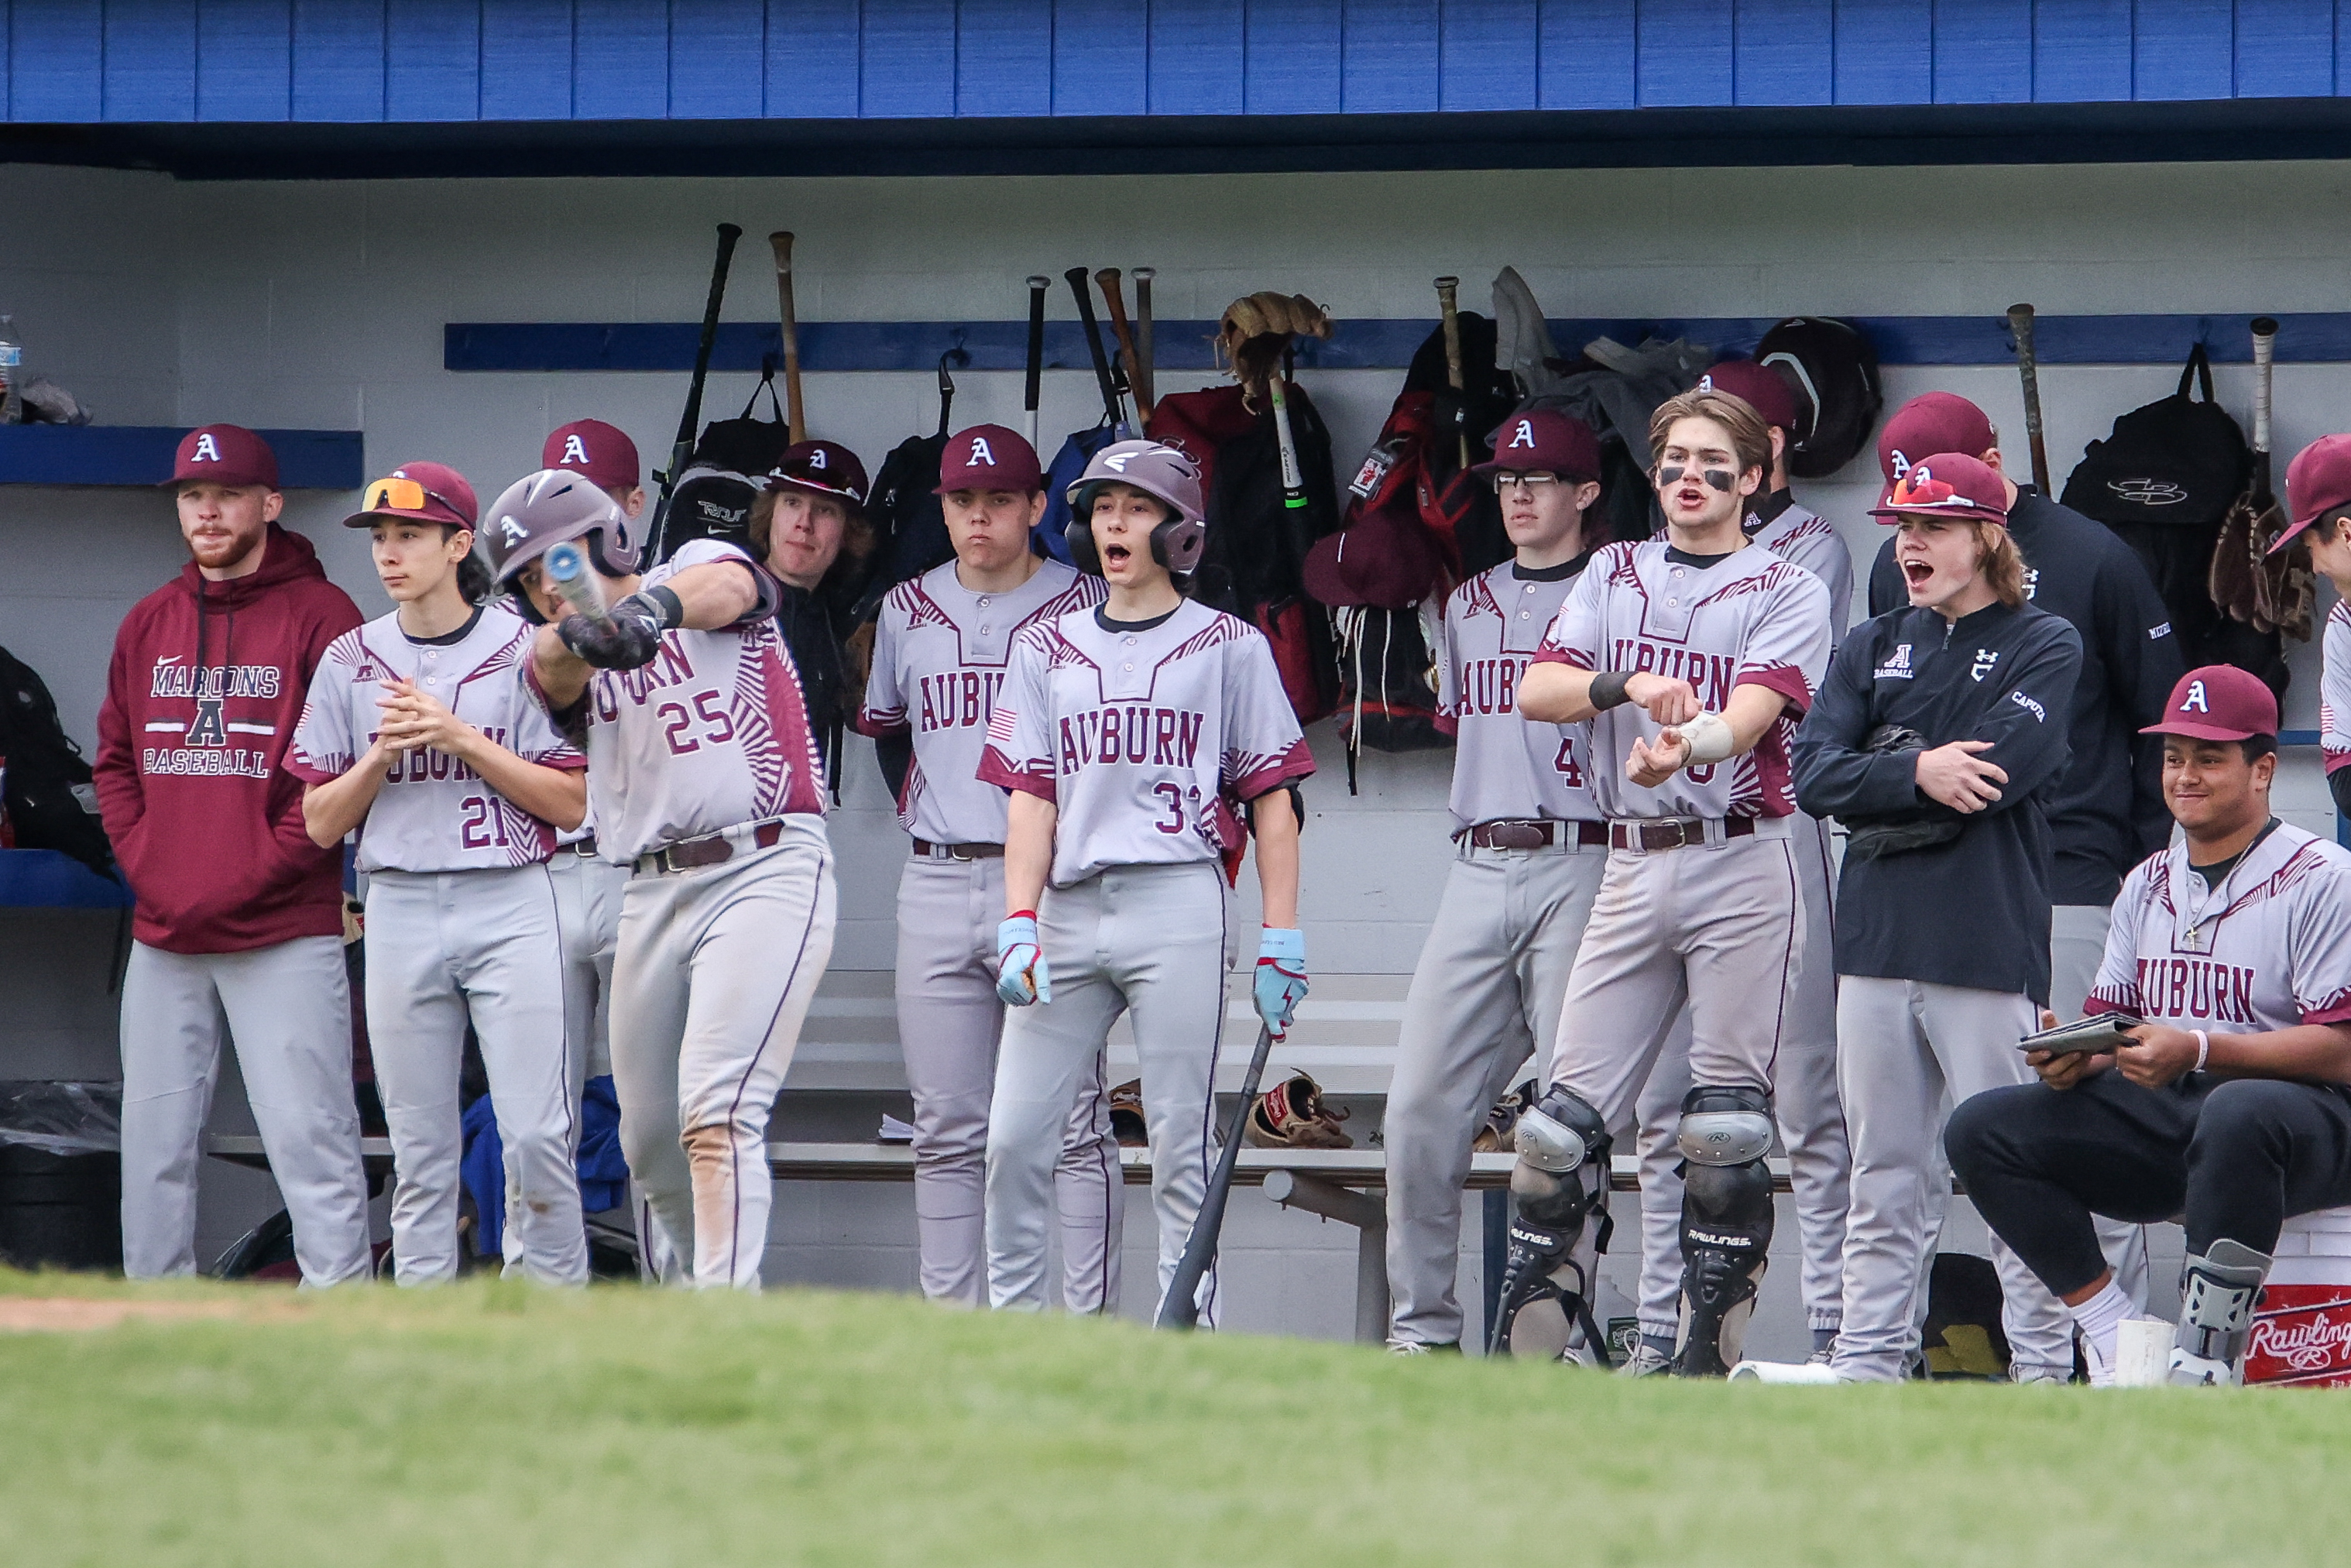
[1380,407,1611,1355]
[979,440,1313,1319]
[2284,435,2351,821]
[1948,666,2351,1386]
[1502,387,1833,1375]
[97,424,372,1286]
[758,439,870,774]
[857,424,1124,1310]
[495,468,835,1291]
[289,463,591,1286]
[1623,360,1854,1371]
[1769,453,2080,1383]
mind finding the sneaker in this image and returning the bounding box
[2010,1362,2073,1385]
[1615,1340,1672,1378]
[2167,1347,2239,1387]
[1107,1079,1148,1148]
[1244,1071,1353,1150]
[1388,1339,1460,1356]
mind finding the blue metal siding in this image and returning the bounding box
[9,0,2351,125]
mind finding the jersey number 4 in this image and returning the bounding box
[659,691,737,755]
[1552,737,1585,787]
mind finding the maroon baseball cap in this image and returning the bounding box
[1302,506,1447,610]
[166,424,279,490]
[2273,434,2351,556]
[2143,664,2279,742]
[341,461,479,530]
[1869,451,2009,526]
[935,424,1043,495]
[1877,393,1997,505]
[544,420,640,492]
[767,439,869,511]
[1697,360,1798,432]
[1474,408,1603,483]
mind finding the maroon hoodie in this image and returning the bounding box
[95,526,364,954]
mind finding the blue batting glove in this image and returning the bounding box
[1254,927,1308,1038]
[997,913,1051,1007]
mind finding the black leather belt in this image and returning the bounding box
[1466,819,1608,850]
[913,839,1005,860]
[639,821,784,874]
[566,835,599,858]
[1608,816,1756,853]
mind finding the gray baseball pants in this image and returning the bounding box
[2043,901,2153,1309]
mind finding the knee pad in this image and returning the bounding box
[2172,1239,2271,1385]
[1676,1084,1775,1167]
[1489,1089,1614,1361]
[1673,1087,1776,1377]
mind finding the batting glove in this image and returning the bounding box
[996,912,1051,1007]
[1254,927,1308,1039]
[558,608,658,670]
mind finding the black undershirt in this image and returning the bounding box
[1663,546,1738,569]
[400,606,483,647]
[1512,551,1592,583]
[1096,605,1182,634]
[2190,816,2283,891]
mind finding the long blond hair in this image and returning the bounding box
[1975,520,2027,607]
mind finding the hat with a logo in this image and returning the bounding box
[1302,506,1447,611]
[1869,451,2009,526]
[166,424,279,490]
[1877,393,1996,506]
[935,424,1043,495]
[1696,359,1799,433]
[1471,407,1602,484]
[543,420,640,492]
[2142,664,2278,742]
[2272,434,2351,556]
[767,439,869,511]
[341,461,479,530]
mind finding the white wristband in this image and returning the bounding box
[1679,711,1736,766]
[2193,1029,2211,1072]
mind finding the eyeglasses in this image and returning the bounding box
[362,475,464,520]
[1488,472,1562,493]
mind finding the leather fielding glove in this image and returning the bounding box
[1254,926,1308,1038]
[996,912,1051,1007]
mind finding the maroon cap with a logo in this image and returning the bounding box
[166,424,279,490]
[543,420,640,492]
[2271,434,2351,556]
[1697,359,1798,432]
[1869,451,2009,526]
[767,439,869,511]
[1877,393,1998,505]
[2142,664,2279,742]
[1302,507,1447,610]
[935,424,1043,495]
[341,461,479,530]
[1474,407,1603,483]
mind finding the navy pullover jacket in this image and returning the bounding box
[1794,599,2083,1006]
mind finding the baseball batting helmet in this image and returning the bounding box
[1065,440,1206,577]
[482,468,642,587]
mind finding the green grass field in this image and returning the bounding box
[0,1270,2343,1566]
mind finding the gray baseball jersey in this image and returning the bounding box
[979,599,1314,887]
[1747,493,1856,636]
[1435,561,1599,833]
[2323,600,2351,781]
[1534,540,1832,821]
[2088,823,2351,1031]
[540,539,823,862]
[859,559,1103,842]
[289,605,583,871]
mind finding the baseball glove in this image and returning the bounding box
[1107,1079,1148,1148]
[1217,291,1334,398]
[1471,1079,1536,1155]
[1243,1070,1353,1150]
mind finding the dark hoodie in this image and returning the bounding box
[95,525,363,953]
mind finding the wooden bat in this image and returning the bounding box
[2007,303,2051,494]
[1096,268,1151,425]
[1436,276,1468,471]
[1024,274,1049,451]
[1131,267,1157,418]
[1155,1024,1275,1331]
[771,231,807,444]
[647,222,741,563]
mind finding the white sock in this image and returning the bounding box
[2071,1281,2134,1387]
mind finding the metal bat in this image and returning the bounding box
[1436,276,1468,471]
[544,540,613,630]
[647,223,741,563]
[1024,274,1050,451]
[2007,303,2051,494]
[1131,266,1157,419]
[1156,1024,1276,1331]
[1066,266,1124,429]
[1268,364,1308,513]
[771,231,807,445]
[1097,268,1152,426]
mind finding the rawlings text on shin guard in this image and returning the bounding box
[1671,1086,1776,1378]
[2170,1240,2271,1387]
[1488,1087,1613,1363]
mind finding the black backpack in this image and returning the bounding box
[0,647,118,881]
[654,370,794,563]
[2061,345,2250,529]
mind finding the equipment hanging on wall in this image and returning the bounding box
[1755,316,1883,479]
[646,222,742,563]
[1131,266,1158,416]
[770,231,808,445]
[2006,304,2053,494]
[1036,266,1134,565]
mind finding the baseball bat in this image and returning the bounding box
[1097,268,1152,425]
[1436,276,1469,471]
[2006,303,2051,495]
[648,222,742,562]
[1024,274,1050,451]
[544,541,613,630]
[1155,1024,1277,1331]
[771,232,807,445]
[2252,316,2278,506]
[1066,266,1123,428]
[1268,362,1308,512]
[1131,267,1157,418]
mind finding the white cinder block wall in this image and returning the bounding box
[0,159,2334,1340]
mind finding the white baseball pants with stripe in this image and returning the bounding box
[897,853,1122,1310]
[987,860,1227,1322]
[119,934,371,1286]
[366,863,585,1287]
[610,820,836,1291]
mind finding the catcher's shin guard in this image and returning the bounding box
[1670,1086,1776,1378]
[2169,1239,2271,1387]
[1488,1087,1613,1362]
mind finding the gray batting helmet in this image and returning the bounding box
[482,468,642,585]
[1066,440,1206,577]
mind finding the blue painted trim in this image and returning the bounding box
[0,427,366,488]
[445,313,2351,375]
[0,849,130,911]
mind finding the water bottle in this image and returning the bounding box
[0,315,20,424]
